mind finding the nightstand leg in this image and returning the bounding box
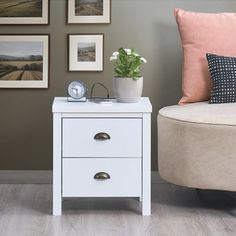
[53,113,62,216]
[53,167,62,215]
[53,191,62,215]
[142,113,151,216]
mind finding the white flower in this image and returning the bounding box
[124,48,132,55]
[134,53,140,57]
[110,55,118,61]
[112,51,119,56]
[140,57,147,63]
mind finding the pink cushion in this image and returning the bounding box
[175,8,236,105]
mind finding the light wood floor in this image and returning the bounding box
[0,182,236,236]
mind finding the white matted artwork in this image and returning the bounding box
[69,34,103,71]
[68,0,110,24]
[0,0,49,25]
[0,35,49,88]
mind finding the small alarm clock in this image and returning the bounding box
[67,80,87,102]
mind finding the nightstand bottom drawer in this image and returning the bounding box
[62,158,141,197]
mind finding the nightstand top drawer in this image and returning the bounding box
[62,118,142,158]
[52,97,152,113]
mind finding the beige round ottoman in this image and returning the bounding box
[158,102,236,191]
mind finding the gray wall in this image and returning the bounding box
[0,0,235,170]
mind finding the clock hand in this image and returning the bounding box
[72,87,79,95]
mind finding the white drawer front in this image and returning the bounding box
[62,158,141,197]
[62,118,142,158]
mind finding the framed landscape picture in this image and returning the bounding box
[0,35,49,88]
[68,34,103,71]
[68,0,110,24]
[0,0,49,25]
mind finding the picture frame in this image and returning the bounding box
[67,0,110,24]
[0,34,49,88]
[68,34,104,72]
[0,0,50,25]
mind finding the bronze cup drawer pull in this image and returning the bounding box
[94,172,111,180]
[94,132,110,140]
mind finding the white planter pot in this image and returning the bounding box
[112,77,143,103]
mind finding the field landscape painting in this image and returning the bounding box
[0,0,48,25]
[0,35,49,88]
[75,0,103,16]
[68,0,110,24]
[77,42,96,62]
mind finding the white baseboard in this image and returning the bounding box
[0,170,167,184]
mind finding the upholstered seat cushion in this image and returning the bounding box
[159,102,236,126]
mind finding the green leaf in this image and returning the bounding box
[115,67,123,76]
[119,48,127,56]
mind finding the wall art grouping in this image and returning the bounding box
[0,0,111,25]
[0,0,110,88]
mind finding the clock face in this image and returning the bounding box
[68,80,87,99]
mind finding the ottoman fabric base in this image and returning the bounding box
[158,114,236,191]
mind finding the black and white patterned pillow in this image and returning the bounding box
[206,53,236,104]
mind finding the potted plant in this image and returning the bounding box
[110,48,147,103]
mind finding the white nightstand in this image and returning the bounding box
[52,97,152,216]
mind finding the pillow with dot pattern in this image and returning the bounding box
[206,53,236,104]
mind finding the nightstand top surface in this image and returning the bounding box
[52,97,152,113]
